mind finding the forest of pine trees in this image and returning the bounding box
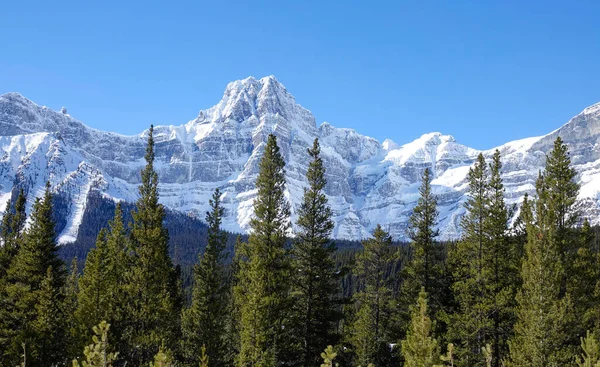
[0,128,599,367]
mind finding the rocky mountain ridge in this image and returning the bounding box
[1,76,599,243]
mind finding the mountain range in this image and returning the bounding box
[1,75,599,243]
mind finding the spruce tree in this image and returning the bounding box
[484,150,518,366]
[124,125,180,364]
[401,288,440,367]
[235,134,292,367]
[447,153,490,366]
[577,331,600,367]
[65,257,81,359]
[0,184,66,366]
[571,219,600,339]
[400,168,443,326]
[181,188,229,366]
[0,188,26,278]
[507,173,573,367]
[351,225,395,366]
[72,321,119,367]
[292,138,341,367]
[76,229,110,350]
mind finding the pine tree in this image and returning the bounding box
[32,266,67,365]
[447,153,490,366]
[72,321,119,367]
[400,167,443,330]
[484,150,518,366]
[571,219,600,339]
[235,134,292,367]
[351,225,395,366]
[401,288,440,367]
[149,346,176,367]
[292,138,341,367]
[124,125,181,364]
[577,331,600,367]
[65,257,81,359]
[76,229,110,350]
[0,184,66,366]
[507,173,574,367]
[0,188,26,278]
[320,345,338,367]
[181,188,229,366]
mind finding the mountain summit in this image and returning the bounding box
[1,76,599,243]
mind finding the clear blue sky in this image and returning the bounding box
[1,1,599,149]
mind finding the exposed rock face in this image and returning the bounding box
[0,77,599,243]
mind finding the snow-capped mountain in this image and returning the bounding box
[1,76,599,243]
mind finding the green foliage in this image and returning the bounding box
[447,152,518,366]
[507,171,574,367]
[235,134,292,367]
[577,331,600,367]
[351,225,395,366]
[402,168,444,303]
[148,346,176,367]
[0,188,26,278]
[0,184,66,366]
[181,188,229,366]
[320,345,338,367]
[292,138,342,367]
[72,321,118,367]
[401,288,440,367]
[124,125,181,364]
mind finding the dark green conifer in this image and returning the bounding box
[507,173,573,367]
[124,125,180,364]
[401,167,444,329]
[351,225,395,367]
[181,188,229,366]
[235,134,292,367]
[292,138,341,367]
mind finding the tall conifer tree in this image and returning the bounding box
[401,168,443,321]
[507,172,573,367]
[125,125,180,364]
[447,153,490,365]
[351,225,395,367]
[292,138,341,367]
[484,150,518,366]
[236,134,292,367]
[1,184,66,366]
[181,188,229,366]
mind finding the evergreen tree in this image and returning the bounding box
[292,138,341,367]
[400,167,444,334]
[181,188,229,366]
[401,288,440,367]
[507,173,574,367]
[125,125,181,364]
[447,153,490,366]
[571,219,600,339]
[72,321,119,367]
[76,229,110,350]
[0,184,66,366]
[484,150,518,366]
[320,345,339,367]
[235,134,292,367]
[577,331,600,367]
[65,257,81,359]
[0,188,26,278]
[351,225,395,366]
[32,266,67,365]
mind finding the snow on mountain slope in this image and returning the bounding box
[1,76,599,243]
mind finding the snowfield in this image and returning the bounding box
[1,77,599,243]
